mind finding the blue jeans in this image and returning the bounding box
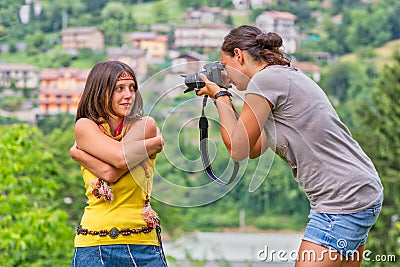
[70,244,168,267]
[303,195,383,259]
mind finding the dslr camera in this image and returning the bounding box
[181,62,227,93]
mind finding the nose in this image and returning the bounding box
[122,87,134,98]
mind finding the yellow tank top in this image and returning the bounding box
[74,121,159,247]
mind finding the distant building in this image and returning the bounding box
[62,27,104,54]
[250,0,272,9]
[171,51,209,74]
[0,63,39,89]
[174,24,232,49]
[129,32,168,63]
[332,14,343,25]
[232,0,250,9]
[181,6,225,25]
[256,11,298,53]
[309,52,335,64]
[232,0,272,10]
[106,47,148,82]
[37,68,89,115]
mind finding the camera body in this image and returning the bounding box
[182,62,226,93]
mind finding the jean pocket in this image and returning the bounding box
[323,213,338,224]
[152,245,162,255]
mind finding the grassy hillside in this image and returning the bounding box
[340,39,400,69]
[128,0,249,26]
[129,0,185,24]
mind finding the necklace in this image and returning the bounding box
[140,160,161,229]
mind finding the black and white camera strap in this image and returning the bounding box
[198,95,239,185]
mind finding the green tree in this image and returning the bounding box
[0,0,21,39]
[355,51,400,266]
[36,114,87,225]
[25,31,51,56]
[0,96,23,112]
[0,124,73,266]
[345,8,392,51]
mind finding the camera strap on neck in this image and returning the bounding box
[199,95,239,185]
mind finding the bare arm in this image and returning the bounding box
[70,143,128,183]
[74,116,163,169]
[197,74,270,161]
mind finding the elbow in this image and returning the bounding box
[112,151,128,169]
[230,148,248,162]
[249,149,262,159]
[225,143,249,162]
[249,153,259,159]
[100,167,121,183]
[69,146,79,162]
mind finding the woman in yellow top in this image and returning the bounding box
[69,60,167,266]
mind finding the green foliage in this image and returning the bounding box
[344,8,392,50]
[0,95,24,112]
[354,51,400,266]
[321,0,400,55]
[319,60,375,106]
[0,115,21,124]
[36,113,75,135]
[35,113,86,224]
[254,213,305,231]
[0,124,74,266]
[0,0,22,39]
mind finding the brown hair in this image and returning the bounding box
[76,60,143,124]
[221,25,291,66]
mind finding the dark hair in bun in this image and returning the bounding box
[221,25,290,66]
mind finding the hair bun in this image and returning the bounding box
[256,32,282,49]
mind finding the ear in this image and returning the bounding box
[234,48,244,65]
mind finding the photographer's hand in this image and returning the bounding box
[196,73,225,99]
[197,73,270,162]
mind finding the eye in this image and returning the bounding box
[115,86,123,91]
[129,85,136,91]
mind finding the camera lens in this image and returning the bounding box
[182,72,205,92]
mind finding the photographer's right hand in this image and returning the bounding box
[197,73,221,99]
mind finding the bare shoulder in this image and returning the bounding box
[75,118,99,133]
[128,116,157,139]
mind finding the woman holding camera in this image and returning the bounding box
[69,60,167,266]
[196,25,383,267]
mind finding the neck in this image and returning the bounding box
[248,63,269,78]
[108,116,123,134]
[259,64,268,72]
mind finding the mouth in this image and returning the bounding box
[120,103,131,108]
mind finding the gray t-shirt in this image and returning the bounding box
[246,65,383,214]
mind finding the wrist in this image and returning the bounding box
[213,90,232,101]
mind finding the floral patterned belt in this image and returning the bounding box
[76,225,154,239]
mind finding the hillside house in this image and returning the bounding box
[232,0,271,9]
[171,51,209,74]
[37,68,89,115]
[174,24,232,49]
[256,11,298,53]
[0,63,39,89]
[62,27,104,54]
[181,6,225,25]
[106,47,148,82]
[129,32,168,63]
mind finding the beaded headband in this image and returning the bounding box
[117,71,134,81]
